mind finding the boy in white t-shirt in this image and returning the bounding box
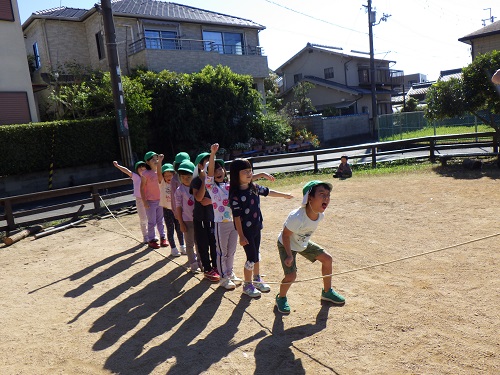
[276,180,345,314]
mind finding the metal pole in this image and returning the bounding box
[368,0,377,139]
[100,0,134,168]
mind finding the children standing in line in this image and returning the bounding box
[141,151,167,249]
[205,144,242,290]
[175,160,201,273]
[229,158,293,298]
[170,152,190,255]
[191,152,219,282]
[113,160,148,244]
[159,162,184,257]
[275,181,345,314]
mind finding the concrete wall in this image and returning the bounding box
[296,114,370,144]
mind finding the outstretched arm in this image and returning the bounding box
[156,154,164,184]
[208,143,218,177]
[252,172,275,182]
[268,189,293,199]
[113,161,132,177]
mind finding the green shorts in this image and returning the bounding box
[277,240,325,275]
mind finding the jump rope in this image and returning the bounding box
[98,194,500,285]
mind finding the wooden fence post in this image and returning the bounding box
[91,186,100,213]
[429,139,435,163]
[313,154,319,173]
[371,146,376,168]
[4,200,15,231]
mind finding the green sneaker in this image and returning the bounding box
[275,294,291,314]
[321,288,345,305]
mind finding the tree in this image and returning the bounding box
[401,96,419,112]
[292,81,316,115]
[425,50,500,135]
[264,70,282,111]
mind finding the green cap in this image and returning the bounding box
[177,160,195,174]
[302,180,332,196]
[144,151,157,161]
[215,159,225,169]
[174,152,190,169]
[161,163,175,173]
[195,152,210,167]
[134,161,146,171]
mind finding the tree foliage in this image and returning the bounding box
[425,50,500,133]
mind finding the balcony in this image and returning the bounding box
[358,66,404,88]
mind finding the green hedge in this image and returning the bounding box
[0,117,120,176]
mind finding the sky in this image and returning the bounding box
[17,0,498,81]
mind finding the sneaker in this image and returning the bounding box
[148,240,160,249]
[204,269,220,282]
[220,277,236,290]
[275,294,291,314]
[321,288,345,305]
[170,247,180,257]
[190,262,201,273]
[229,272,243,286]
[180,245,187,255]
[160,238,169,247]
[253,277,271,292]
[242,283,261,298]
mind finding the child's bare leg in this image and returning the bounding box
[243,267,252,283]
[279,271,296,297]
[316,253,333,290]
[253,261,260,278]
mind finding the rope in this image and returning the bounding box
[97,195,500,286]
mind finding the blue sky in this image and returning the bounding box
[17,0,497,81]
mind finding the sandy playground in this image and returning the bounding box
[0,164,499,374]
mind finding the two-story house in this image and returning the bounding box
[458,19,500,59]
[0,0,39,125]
[275,43,404,117]
[22,0,269,108]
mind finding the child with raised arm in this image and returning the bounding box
[141,151,167,249]
[275,180,345,314]
[113,160,148,244]
[158,162,184,257]
[229,158,293,298]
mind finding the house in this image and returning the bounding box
[0,0,39,125]
[458,20,500,59]
[275,43,404,117]
[22,0,269,110]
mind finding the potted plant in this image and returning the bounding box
[217,147,229,161]
[231,142,250,157]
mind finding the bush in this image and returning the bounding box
[261,112,292,146]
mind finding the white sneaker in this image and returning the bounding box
[180,245,187,255]
[170,247,180,257]
[229,272,243,286]
[253,278,271,292]
[243,283,261,298]
[220,277,236,290]
[190,262,201,273]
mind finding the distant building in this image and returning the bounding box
[22,0,269,113]
[458,19,500,59]
[0,0,39,124]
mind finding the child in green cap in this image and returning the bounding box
[275,180,345,314]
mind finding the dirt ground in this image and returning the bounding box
[1,164,499,374]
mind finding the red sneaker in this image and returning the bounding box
[148,240,160,249]
[160,238,169,247]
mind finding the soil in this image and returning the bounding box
[1,165,499,374]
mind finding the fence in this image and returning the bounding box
[1,132,498,233]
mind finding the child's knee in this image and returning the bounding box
[284,272,297,282]
[318,252,332,263]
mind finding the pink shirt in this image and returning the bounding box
[141,169,160,201]
[131,173,142,198]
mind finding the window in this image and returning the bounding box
[359,69,369,84]
[145,29,178,50]
[203,31,243,55]
[0,0,14,21]
[95,31,106,60]
[324,67,334,79]
[0,92,31,125]
[293,74,302,84]
[32,42,41,70]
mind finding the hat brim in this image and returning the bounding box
[301,181,332,206]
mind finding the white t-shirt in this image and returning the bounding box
[278,207,324,252]
[131,173,142,198]
[159,179,172,209]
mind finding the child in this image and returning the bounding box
[191,152,219,282]
[333,155,352,179]
[174,159,201,273]
[159,162,184,257]
[275,180,345,314]
[170,152,190,254]
[141,151,167,249]
[205,144,242,290]
[113,160,148,244]
[229,158,293,298]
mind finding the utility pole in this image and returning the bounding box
[99,0,134,167]
[367,0,377,138]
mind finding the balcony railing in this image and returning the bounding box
[358,66,404,87]
[128,37,265,56]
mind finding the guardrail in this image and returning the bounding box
[1,132,498,232]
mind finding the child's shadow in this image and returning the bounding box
[254,305,341,375]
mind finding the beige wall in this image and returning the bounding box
[1,0,38,123]
[471,34,500,59]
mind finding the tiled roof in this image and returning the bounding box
[25,0,264,29]
[458,19,500,42]
[439,69,462,82]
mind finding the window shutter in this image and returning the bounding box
[0,0,14,21]
[0,92,32,125]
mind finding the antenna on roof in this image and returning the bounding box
[482,8,496,26]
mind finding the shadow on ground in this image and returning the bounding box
[433,159,500,180]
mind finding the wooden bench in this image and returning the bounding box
[438,152,499,166]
